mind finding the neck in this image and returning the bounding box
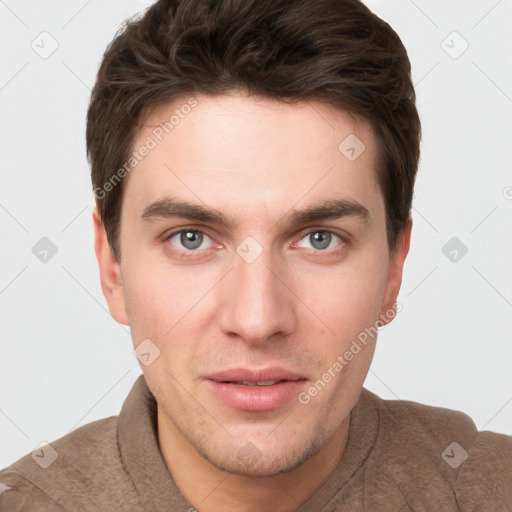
[157,406,350,512]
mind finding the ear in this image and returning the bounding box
[378,218,412,326]
[92,207,129,325]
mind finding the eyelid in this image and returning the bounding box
[162,227,221,250]
[161,226,350,256]
[292,226,350,245]
[291,227,351,253]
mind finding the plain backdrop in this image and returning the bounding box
[1,0,511,468]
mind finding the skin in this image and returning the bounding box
[93,91,411,512]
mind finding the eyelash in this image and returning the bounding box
[162,227,349,259]
[162,228,217,260]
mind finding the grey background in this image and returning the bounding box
[1,0,511,468]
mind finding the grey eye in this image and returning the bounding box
[296,231,342,251]
[310,231,331,250]
[167,230,212,251]
[180,230,203,250]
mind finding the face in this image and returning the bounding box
[94,91,410,477]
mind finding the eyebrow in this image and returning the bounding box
[140,196,370,228]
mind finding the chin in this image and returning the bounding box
[197,438,322,478]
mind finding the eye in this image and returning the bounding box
[296,230,344,251]
[165,229,214,252]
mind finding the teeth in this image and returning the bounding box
[256,380,279,386]
[232,380,280,386]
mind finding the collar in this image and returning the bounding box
[118,374,191,511]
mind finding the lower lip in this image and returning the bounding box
[206,379,307,412]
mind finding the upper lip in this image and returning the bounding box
[206,367,307,383]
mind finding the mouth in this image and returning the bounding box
[221,379,295,386]
[205,368,308,412]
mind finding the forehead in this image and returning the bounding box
[123,92,383,227]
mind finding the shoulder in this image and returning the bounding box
[0,415,137,512]
[367,390,512,508]
[377,393,479,450]
[456,429,512,510]
[0,473,65,512]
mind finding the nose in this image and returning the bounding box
[217,247,297,346]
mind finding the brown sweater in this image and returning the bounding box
[1,375,511,511]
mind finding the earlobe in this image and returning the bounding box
[379,219,412,326]
[92,208,129,325]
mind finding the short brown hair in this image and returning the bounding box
[87,0,421,260]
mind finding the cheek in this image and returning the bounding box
[123,269,200,382]
[301,257,387,343]
[122,262,177,339]
[122,254,220,347]
[306,267,383,404]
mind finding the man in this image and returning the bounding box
[1,0,510,510]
